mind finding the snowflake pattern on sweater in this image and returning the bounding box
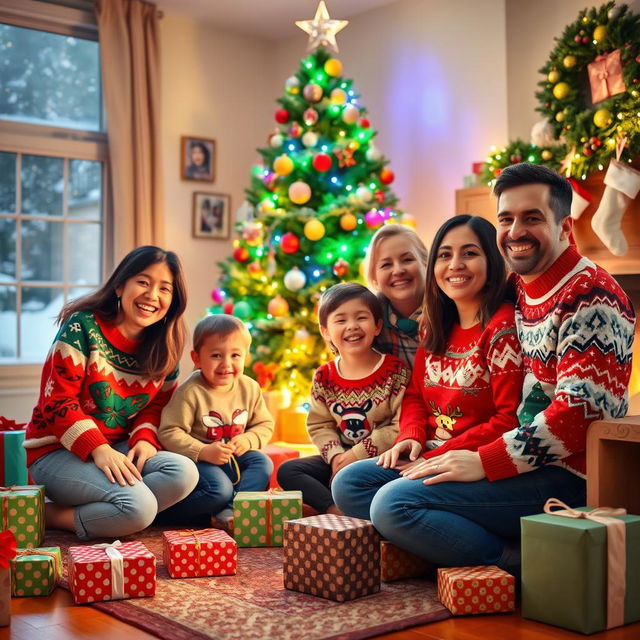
[478,246,635,480]
[24,311,178,466]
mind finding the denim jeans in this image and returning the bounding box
[29,440,199,540]
[156,449,273,525]
[331,457,586,569]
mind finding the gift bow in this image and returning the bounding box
[92,540,125,599]
[0,530,17,569]
[544,498,627,629]
[0,417,26,431]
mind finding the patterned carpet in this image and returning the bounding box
[45,527,450,640]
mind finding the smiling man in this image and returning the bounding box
[480,163,636,486]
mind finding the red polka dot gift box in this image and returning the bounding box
[68,540,156,604]
[437,565,515,615]
[380,540,432,582]
[162,528,237,578]
[0,485,44,549]
[283,514,380,602]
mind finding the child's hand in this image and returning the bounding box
[199,441,233,465]
[377,439,422,469]
[229,435,250,457]
[330,450,357,481]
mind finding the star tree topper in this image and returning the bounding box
[296,1,348,54]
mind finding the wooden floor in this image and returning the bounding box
[1,588,640,640]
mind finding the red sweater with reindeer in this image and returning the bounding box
[397,303,524,459]
[24,311,179,466]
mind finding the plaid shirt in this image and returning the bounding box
[374,300,421,370]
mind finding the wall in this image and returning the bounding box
[276,0,508,246]
[506,0,640,142]
[159,14,280,377]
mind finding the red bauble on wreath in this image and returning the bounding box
[280,232,300,254]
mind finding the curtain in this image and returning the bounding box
[96,0,163,256]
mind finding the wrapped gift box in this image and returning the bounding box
[380,540,432,582]
[283,514,380,602]
[163,528,237,578]
[522,507,640,634]
[11,547,62,596]
[233,490,302,547]
[0,485,45,548]
[0,428,28,486]
[438,566,515,615]
[68,541,155,604]
[0,568,9,627]
[264,443,300,489]
[587,49,626,104]
[279,407,310,444]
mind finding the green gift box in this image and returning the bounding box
[0,430,28,486]
[11,547,62,596]
[233,490,302,547]
[522,506,640,634]
[0,485,45,548]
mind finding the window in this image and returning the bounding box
[0,1,107,368]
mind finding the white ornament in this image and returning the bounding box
[530,119,560,148]
[285,75,300,91]
[302,131,319,148]
[608,6,622,19]
[342,104,359,124]
[356,185,373,202]
[366,146,382,162]
[270,134,283,148]
[284,266,307,291]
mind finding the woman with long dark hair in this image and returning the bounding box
[24,246,199,539]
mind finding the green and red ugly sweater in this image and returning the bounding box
[397,302,524,459]
[478,246,636,481]
[24,311,178,466]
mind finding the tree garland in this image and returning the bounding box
[536,2,640,178]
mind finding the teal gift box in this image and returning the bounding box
[521,504,640,634]
[0,430,28,486]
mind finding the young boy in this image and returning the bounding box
[158,314,274,530]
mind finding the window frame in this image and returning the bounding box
[0,0,110,389]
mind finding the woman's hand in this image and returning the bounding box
[92,444,143,486]
[377,439,422,469]
[401,450,486,484]
[198,441,234,465]
[127,440,158,472]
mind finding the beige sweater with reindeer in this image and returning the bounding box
[158,371,274,461]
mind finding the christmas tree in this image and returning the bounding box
[209,2,412,400]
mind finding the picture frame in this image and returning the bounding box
[181,136,215,182]
[192,192,231,239]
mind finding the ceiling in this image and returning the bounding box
[153,0,396,40]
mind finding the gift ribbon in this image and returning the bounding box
[176,529,210,565]
[0,531,17,569]
[544,498,627,629]
[92,540,124,599]
[14,548,61,580]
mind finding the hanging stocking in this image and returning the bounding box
[567,178,593,220]
[591,159,640,256]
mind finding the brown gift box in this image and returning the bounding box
[0,567,9,627]
[283,514,380,602]
[380,540,432,582]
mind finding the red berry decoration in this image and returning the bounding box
[233,247,250,263]
[380,168,395,185]
[275,109,290,124]
[574,35,582,43]
[359,118,370,128]
[312,153,332,172]
[280,232,300,254]
[582,36,590,44]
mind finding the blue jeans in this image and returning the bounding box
[331,458,586,570]
[29,440,199,540]
[156,449,273,525]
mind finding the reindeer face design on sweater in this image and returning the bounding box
[202,409,248,442]
[331,399,373,443]
[429,400,462,441]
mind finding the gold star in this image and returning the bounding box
[296,1,348,54]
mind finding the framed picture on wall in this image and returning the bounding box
[181,136,215,182]
[193,192,230,239]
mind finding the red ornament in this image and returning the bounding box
[582,36,590,44]
[223,302,234,314]
[380,168,395,185]
[359,118,370,128]
[275,109,290,124]
[233,247,250,263]
[332,258,350,277]
[374,189,385,203]
[493,168,502,178]
[280,232,300,254]
[312,153,332,172]
[574,35,582,43]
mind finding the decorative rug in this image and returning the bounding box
[44,527,450,640]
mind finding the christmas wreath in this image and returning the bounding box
[536,2,640,178]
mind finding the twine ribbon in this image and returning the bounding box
[544,498,627,629]
[91,540,124,599]
[14,548,61,579]
[176,529,210,564]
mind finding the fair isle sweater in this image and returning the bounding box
[479,246,636,481]
[398,303,524,459]
[307,353,410,463]
[24,311,178,466]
